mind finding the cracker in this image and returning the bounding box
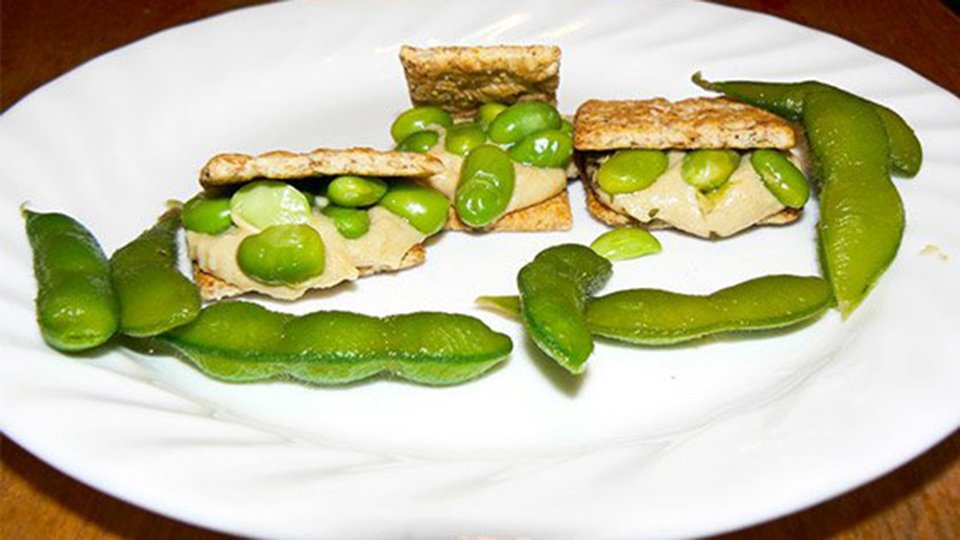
[444,190,572,232]
[399,45,561,118]
[200,147,443,188]
[574,97,795,151]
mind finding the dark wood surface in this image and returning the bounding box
[2,1,958,538]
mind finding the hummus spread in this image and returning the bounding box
[187,206,425,300]
[594,151,795,238]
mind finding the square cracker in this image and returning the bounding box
[574,97,796,151]
[399,45,560,118]
[200,147,443,188]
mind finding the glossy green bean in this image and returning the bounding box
[507,129,573,168]
[590,228,662,261]
[396,130,440,153]
[488,101,562,145]
[322,206,370,239]
[681,150,740,191]
[24,210,119,351]
[236,224,326,286]
[596,150,669,194]
[326,175,388,207]
[391,106,453,142]
[750,150,809,209]
[109,208,200,337]
[456,145,516,228]
[230,180,311,230]
[475,102,508,130]
[444,122,487,156]
[379,180,450,235]
[159,302,513,385]
[182,193,232,235]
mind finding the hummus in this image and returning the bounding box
[594,151,796,238]
[186,207,426,300]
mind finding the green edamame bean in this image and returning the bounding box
[750,150,809,208]
[379,180,450,235]
[444,122,487,156]
[396,130,439,153]
[518,244,613,374]
[488,101,562,145]
[182,194,232,235]
[456,145,516,228]
[596,149,669,194]
[237,224,325,286]
[230,180,311,230]
[391,106,453,142]
[322,206,370,239]
[590,228,662,261]
[475,102,508,130]
[160,302,512,385]
[681,149,740,191]
[24,210,118,351]
[560,119,574,136]
[110,208,201,337]
[507,129,574,168]
[326,175,387,207]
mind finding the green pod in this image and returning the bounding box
[681,149,740,191]
[326,175,388,207]
[456,145,516,228]
[507,129,574,168]
[596,149,669,194]
[475,102,508,130]
[237,224,326,286]
[444,122,487,156]
[182,194,232,235]
[110,208,201,337]
[230,180,312,230]
[518,244,613,374]
[396,130,440,153]
[159,302,512,386]
[379,180,450,235]
[750,150,809,208]
[24,210,119,351]
[590,228,662,261]
[322,206,370,239]
[488,101,562,145]
[391,106,453,142]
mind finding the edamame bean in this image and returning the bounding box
[379,180,450,235]
[182,194,232,235]
[322,206,370,239]
[24,210,118,351]
[518,244,613,374]
[444,122,487,156]
[475,102,508,130]
[750,150,809,208]
[596,149,668,194]
[110,208,201,337]
[237,224,325,286]
[230,180,311,230]
[456,145,516,228]
[507,129,573,168]
[159,302,512,385]
[396,130,439,153]
[681,149,740,191]
[560,119,574,136]
[590,228,662,261]
[326,175,387,207]
[391,106,453,142]
[488,101,562,145]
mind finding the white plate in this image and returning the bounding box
[1,0,958,538]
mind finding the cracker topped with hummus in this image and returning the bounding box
[574,97,809,238]
[393,45,574,232]
[183,147,450,301]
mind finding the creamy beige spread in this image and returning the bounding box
[594,151,797,238]
[186,207,425,300]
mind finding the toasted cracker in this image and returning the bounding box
[399,45,560,119]
[200,147,443,188]
[193,245,427,301]
[574,97,795,151]
[444,190,572,232]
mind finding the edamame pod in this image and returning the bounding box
[159,302,512,385]
[488,101,562,145]
[379,180,450,235]
[475,102,508,130]
[391,106,453,142]
[237,224,326,286]
[326,175,388,207]
[518,244,613,374]
[396,130,439,153]
[230,180,311,230]
[182,194,232,235]
[596,149,669,194]
[750,150,809,209]
[110,208,201,337]
[456,145,516,228]
[24,210,118,351]
[444,122,487,156]
[508,129,573,168]
[590,228,662,261]
[681,149,740,191]
[322,206,370,239]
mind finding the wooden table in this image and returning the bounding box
[2,1,958,538]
